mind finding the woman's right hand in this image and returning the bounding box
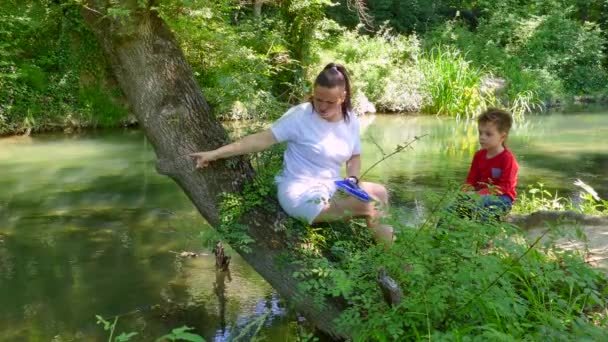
[190,151,217,169]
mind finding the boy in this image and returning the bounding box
[461,108,519,220]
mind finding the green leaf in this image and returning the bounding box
[115,332,138,342]
[156,326,205,342]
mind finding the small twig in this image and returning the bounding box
[423,291,431,342]
[100,304,161,322]
[81,4,105,17]
[108,316,118,342]
[360,135,426,180]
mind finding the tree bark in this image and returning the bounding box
[254,0,265,17]
[80,1,347,338]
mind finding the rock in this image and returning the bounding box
[480,77,507,96]
[377,267,403,307]
[507,210,608,229]
[353,91,376,114]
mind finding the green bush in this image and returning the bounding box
[295,202,608,340]
[327,0,453,34]
[323,27,426,112]
[514,14,607,95]
[165,2,294,120]
[514,182,608,215]
[424,3,608,108]
[273,184,608,340]
[325,29,496,116]
[0,1,128,135]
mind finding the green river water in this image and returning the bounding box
[1,110,607,341]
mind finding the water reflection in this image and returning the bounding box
[1,110,607,340]
[360,112,608,202]
[0,131,291,341]
[214,269,230,333]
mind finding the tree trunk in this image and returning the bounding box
[254,0,264,17]
[80,1,346,338]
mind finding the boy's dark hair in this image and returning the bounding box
[478,108,513,134]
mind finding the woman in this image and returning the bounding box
[190,63,393,244]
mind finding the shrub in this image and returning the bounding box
[0,1,128,134]
[165,2,294,120]
[327,203,608,340]
[322,27,427,113]
[423,4,607,109]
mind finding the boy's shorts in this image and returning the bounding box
[451,193,513,222]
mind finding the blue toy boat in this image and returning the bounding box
[334,179,371,202]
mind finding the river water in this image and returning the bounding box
[1,110,607,340]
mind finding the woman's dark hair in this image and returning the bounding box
[313,63,353,121]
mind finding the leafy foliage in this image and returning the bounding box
[3,0,607,135]
[327,0,459,34]
[324,27,497,117]
[0,0,129,135]
[425,1,608,108]
[163,0,338,121]
[324,26,426,112]
[96,314,205,342]
[215,127,285,251]
[514,182,608,215]
[258,177,608,339]
[96,315,138,342]
[293,202,608,340]
[156,326,206,342]
[418,47,495,119]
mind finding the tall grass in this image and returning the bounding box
[418,47,495,119]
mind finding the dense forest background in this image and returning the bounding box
[1,0,607,135]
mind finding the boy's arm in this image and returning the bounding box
[463,153,480,191]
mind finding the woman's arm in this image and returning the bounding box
[345,154,361,180]
[190,129,277,168]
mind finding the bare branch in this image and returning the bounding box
[360,135,427,180]
[347,0,374,29]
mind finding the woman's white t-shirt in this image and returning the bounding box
[271,102,361,183]
[270,102,362,223]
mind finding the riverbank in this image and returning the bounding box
[5,94,608,138]
[508,211,608,273]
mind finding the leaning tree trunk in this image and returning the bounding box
[80,0,346,338]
